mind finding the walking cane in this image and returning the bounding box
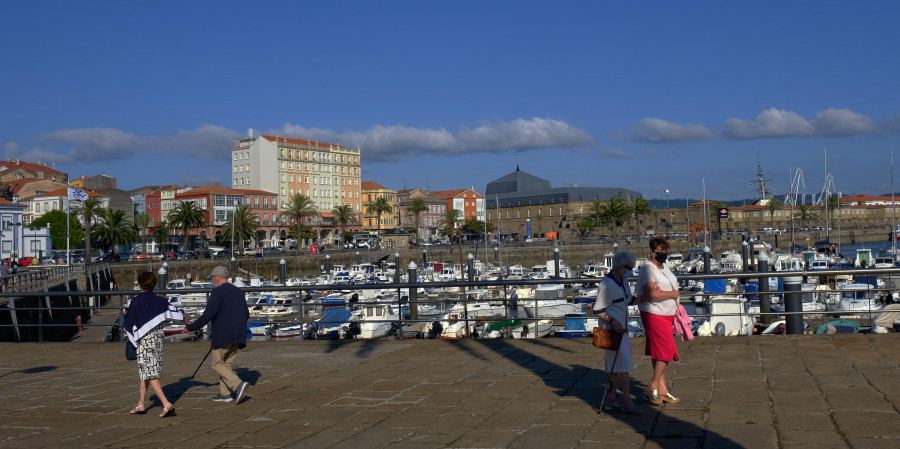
[191,347,213,379]
[597,333,622,415]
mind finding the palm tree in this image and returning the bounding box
[152,221,170,253]
[365,197,393,233]
[281,193,319,247]
[134,212,151,254]
[535,214,544,238]
[597,196,631,241]
[93,209,137,254]
[219,205,259,255]
[630,197,652,236]
[764,197,783,230]
[588,197,604,236]
[794,204,816,228]
[332,204,354,244]
[70,196,104,261]
[405,198,429,243]
[711,201,727,236]
[167,201,207,253]
[439,208,463,238]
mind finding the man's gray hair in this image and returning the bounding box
[612,250,636,269]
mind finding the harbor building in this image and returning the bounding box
[484,167,642,241]
[231,132,362,219]
[361,181,398,234]
[396,187,483,242]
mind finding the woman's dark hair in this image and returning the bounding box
[137,271,158,291]
[649,236,670,252]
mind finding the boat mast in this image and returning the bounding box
[892,144,897,254]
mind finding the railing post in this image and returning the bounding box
[394,253,400,284]
[554,247,560,278]
[422,248,427,267]
[741,239,749,272]
[703,246,711,273]
[407,261,418,322]
[279,258,287,283]
[157,265,167,291]
[325,254,331,274]
[231,256,236,275]
[757,253,771,326]
[467,253,475,283]
[784,276,803,334]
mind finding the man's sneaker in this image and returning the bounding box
[212,394,233,402]
[234,381,249,405]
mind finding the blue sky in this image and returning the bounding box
[2,1,900,202]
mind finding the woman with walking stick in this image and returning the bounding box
[124,271,184,417]
[593,250,640,414]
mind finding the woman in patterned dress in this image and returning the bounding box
[124,271,184,417]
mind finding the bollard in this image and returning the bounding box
[325,254,331,274]
[741,240,749,272]
[494,246,499,263]
[553,247,560,279]
[467,253,475,282]
[279,258,287,283]
[783,276,803,334]
[231,256,236,275]
[757,253,771,325]
[748,238,755,270]
[356,251,360,265]
[422,248,428,267]
[407,261,418,321]
[158,265,168,289]
[703,246,711,274]
[394,253,401,284]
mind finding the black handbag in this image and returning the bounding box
[125,340,137,361]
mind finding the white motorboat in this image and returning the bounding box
[696,296,755,336]
[834,283,883,317]
[521,284,581,318]
[348,303,399,339]
[529,264,550,280]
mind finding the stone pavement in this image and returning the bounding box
[1,334,899,448]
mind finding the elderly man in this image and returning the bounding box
[185,266,250,404]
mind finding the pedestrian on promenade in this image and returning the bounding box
[185,266,250,404]
[633,236,681,406]
[0,260,9,292]
[593,250,640,414]
[124,271,184,417]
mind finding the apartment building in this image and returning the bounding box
[231,133,362,219]
[361,181,397,233]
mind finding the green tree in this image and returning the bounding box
[218,205,259,255]
[332,204,354,243]
[405,198,429,243]
[153,221,170,252]
[281,194,319,246]
[794,204,816,227]
[765,197,783,229]
[69,196,105,260]
[365,197,393,233]
[826,194,840,225]
[460,217,494,235]
[30,210,84,251]
[134,212,152,254]
[93,209,137,254]
[439,208,462,238]
[167,201,207,253]
[630,197,652,236]
[588,197,604,234]
[597,196,631,240]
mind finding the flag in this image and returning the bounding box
[68,187,88,201]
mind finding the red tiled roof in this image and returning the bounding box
[430,189,482,199]
[0,160,65,175]
[33,188,107,199]
[262,135,349,151]
[361,181,389,191]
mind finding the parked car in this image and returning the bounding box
[98,253,122,262]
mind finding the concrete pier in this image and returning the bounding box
[1,335,899,448]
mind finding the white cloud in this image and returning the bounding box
[40,124,238,162]
[725,108,879,139]
[644,148,660,157]
[623,118,716,143]
[887,113,900,132]
[278,117,593,162]
[596,149,632,159]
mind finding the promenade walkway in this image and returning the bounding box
[1,335,898,448]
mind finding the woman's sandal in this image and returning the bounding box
[159,403,175,418]
[129,405,146,415]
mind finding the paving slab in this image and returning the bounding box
[0,334,898,447]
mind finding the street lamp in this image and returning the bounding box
[665,189,670,209]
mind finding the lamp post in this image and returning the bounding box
[665,189,670,209]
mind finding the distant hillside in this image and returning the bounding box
[644,198,756,209]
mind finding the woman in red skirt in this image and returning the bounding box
[634,237,681,406]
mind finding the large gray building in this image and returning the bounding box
[484,167,643,240]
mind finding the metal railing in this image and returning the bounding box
[2,266,899,341]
